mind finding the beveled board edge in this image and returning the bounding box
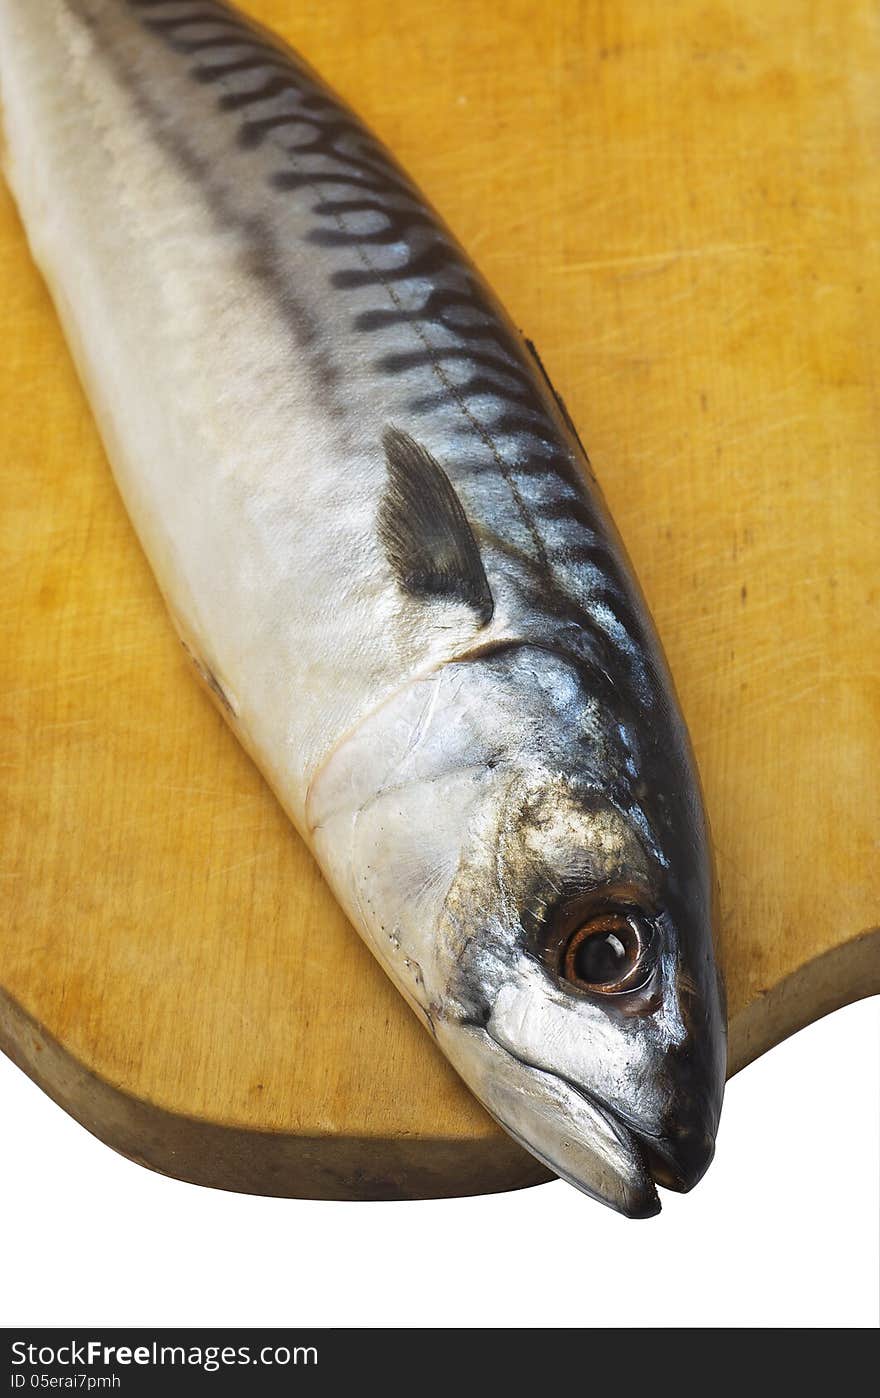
[0,988,552,1200]
[726,926,880,1077]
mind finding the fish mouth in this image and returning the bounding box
[449,1022,715,1217]
[482,1029,715,1214]
[562,1078,716,1200]
[629,1121,716,1194]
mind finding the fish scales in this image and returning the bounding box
[0,0,726,1215]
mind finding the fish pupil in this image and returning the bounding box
[573,927,630,984]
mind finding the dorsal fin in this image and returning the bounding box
[379,427,494,625]
[524,336,594,476]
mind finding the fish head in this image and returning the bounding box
[443,772,726,1216]
[309,641,726,1216]
[433,644,727,1217]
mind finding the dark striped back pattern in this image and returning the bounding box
[125,0,660,709]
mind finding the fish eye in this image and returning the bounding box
[559,909,655,994]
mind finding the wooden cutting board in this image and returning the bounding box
[1,0,878,1200]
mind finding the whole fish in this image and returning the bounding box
[0,0,726,1215]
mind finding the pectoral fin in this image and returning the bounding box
[379,426,494,625]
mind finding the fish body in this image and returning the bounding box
[0,0,726,1214]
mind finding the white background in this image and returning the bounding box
[1,996,878,1329]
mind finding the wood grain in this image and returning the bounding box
[1,0,878,1199]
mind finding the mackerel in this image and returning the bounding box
[0,0,726,1215]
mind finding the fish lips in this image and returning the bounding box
[632,1121,717,1195]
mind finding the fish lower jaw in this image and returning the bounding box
[496,1109,661,1220]
[554,1083,665,1218]
[458,1023,663,1218]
